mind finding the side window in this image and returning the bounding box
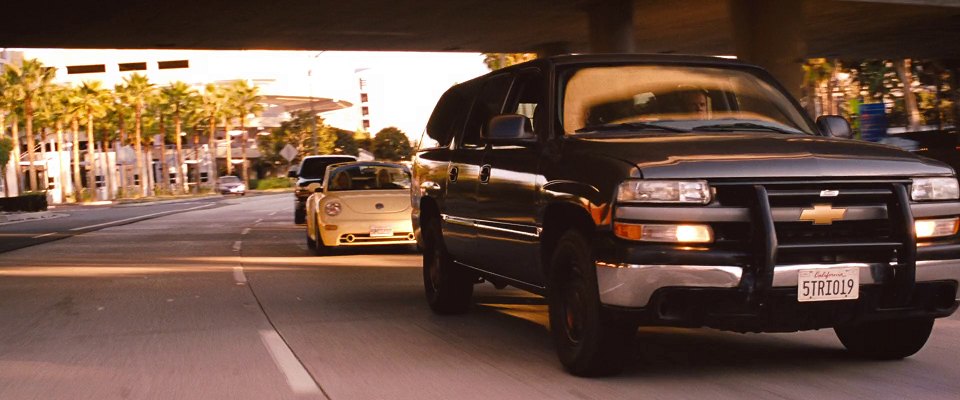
[459,74,513,148]
[505,69,546,135]
[424,87,469,149]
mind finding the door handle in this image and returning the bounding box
[479,164,491,184]
[449,166,459,182]
[420,181,441,191]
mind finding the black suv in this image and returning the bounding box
[290,155,357,224]
[411,54,960,376]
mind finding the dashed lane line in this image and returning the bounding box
[233,266,247,285]
[232,241,242,252]
[242,228,251,235]
[31,232,57,239]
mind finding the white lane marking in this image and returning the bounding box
[32,232,57,239]
[258,330,322,395]
[232,241,242,252]
[69,203,213,231]
[242,228,251,235]
[269,211,278,216]
[255,218,263,224]
[233,266,247,285]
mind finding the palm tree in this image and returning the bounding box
[121,73,155,197]
[201,83,226,186]
[229,80,263,187]
[79,81,109,199]
[7,58,55,191]
[160,81,198,193]
[39,84,76,202]
[0,71,14,196]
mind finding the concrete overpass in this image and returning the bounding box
[3,0,960,92]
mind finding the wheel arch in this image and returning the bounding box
[540,201,597,279]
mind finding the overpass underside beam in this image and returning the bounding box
[730,0,807,98]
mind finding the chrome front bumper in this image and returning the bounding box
[596,260,960,308]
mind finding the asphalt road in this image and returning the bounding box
[1,193,958,399]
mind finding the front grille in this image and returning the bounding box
[712,179,910,264]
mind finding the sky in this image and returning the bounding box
[7,49,491,141]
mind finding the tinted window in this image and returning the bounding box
[425,87,471,149]
[505,69,546,135]
[298,156,357,180]
[219,176,240,183]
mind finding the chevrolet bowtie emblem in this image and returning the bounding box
[799,204,847,225]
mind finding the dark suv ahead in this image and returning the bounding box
[290,155,357,224]
[411,54,960,376]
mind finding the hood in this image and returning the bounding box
[570,133,953,180]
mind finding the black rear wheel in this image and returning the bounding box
[422,216,474,314]
[548,230,636,376]
[835,317,934,359]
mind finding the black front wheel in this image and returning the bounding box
[422,217,473,314]
[548,230,636,377]
[835,317,934,359]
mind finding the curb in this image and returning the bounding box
[0,211,62,224]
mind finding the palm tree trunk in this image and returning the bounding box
[103,139,114,200]
[25,101,38,192]
[224,117,233,176]
[40,127,48,185]
[11,114,21,194]
[117,113,127,196]
[895,59,921,131]
[56,121,67,202]
[207,117,218,189]
[134,105,145,197]
[86,112,97,200]
[192,133,201,193]
[240,116,248,187]
[71,118,82,200]
[0,112,7,197]
[158,113,167,194]
[175,110,185,194]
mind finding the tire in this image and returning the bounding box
[306,220,317,249]
[312,222,331,256]
[548,230,637,377]
[294,208,306,224]
[422,216,474,314]
[835,317,934,360]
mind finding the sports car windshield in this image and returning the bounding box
[326,164,411,191]
[563,65,816,136]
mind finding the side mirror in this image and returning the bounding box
[483,114,536,145]
[817,115,852,139]
[287,167,299,178]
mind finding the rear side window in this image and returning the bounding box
[298,156,357,180]
[425,87,471,149]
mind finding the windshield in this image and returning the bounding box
[299,156,356,180]
[219,176,240,184]
[562,65,816,136]
[326,163,411,191]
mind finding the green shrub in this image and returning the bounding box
[255,177,292,190]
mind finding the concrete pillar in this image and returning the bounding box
[535,42,572,58]
[587,0,635,53]
[730,0,807,100]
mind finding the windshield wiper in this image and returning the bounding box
[575,122,689,134]
[690,122,802,135]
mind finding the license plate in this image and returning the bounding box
[369,226,393,237]
[797,267,859,302]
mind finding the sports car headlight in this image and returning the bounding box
[911,177,959,201]
[324,201,342,216]
[617,180,711,204]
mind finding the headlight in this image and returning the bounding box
[617,180,711,204]
[324,201,342,216]
[911,177,959,201]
